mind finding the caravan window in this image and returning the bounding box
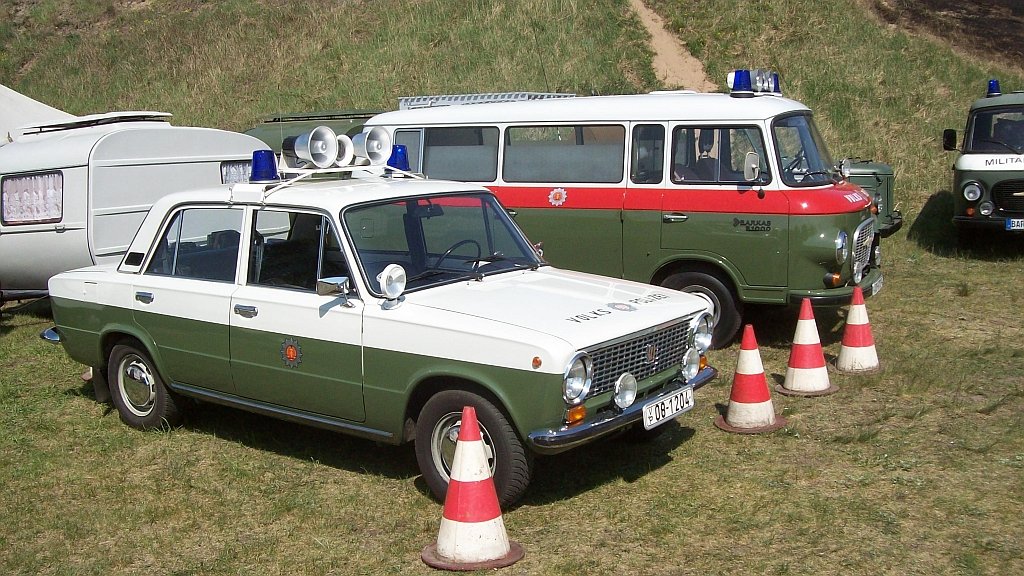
[671,126,768,184]
[145,207,243,282]
[1,171,63,225]
[503,125,625,183]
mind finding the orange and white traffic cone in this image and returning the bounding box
[777,299,837,397]
[715,324,787,434]
[836,287,880,374]
[422,406,524,571]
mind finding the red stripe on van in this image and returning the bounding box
[489,183,871,215]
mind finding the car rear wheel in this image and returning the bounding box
[661,270,741,349]
[108,343,181,430]
[415,389,533,507]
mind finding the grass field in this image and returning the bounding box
[2,0,1023,574]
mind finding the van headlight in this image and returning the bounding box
[689,312,714,354]
[963,182,983,202]
[835,231,849,265]
[563,353,593,405]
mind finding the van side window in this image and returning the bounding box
[145,207,243,282]
[418,126,499,182]
[394,129,423,172]
[248,210,347,291]
[504,125,625,183]
[631,124,665,184]
[671,126,768,184]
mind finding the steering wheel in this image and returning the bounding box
[784,149,806,172]
[435,239,482,270]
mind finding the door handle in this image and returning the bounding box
[233,304,258,318]
[135,292,154,304]
[663,213,689,223]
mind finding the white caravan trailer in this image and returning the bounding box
[0,110,266,301]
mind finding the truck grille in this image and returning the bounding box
[852,218,874,269]
[993,180,1024,213]
[586,318,691,399]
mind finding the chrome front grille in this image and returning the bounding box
[586,318,691,399]
[993,180,1024,213]
[852,218,875,269]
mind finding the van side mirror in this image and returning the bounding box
[743,151,761,181]
[942,129,958,151]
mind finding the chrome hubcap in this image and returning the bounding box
[119,355,156,416]
[430,412,496,482]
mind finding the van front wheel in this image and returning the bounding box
[661,271,741,349]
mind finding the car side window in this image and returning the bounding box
[248,209,347,291]
[145,207,243,282]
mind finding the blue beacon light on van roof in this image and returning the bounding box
[249,149,280,183]
[729,68,781,97]
[987,79,1002,98]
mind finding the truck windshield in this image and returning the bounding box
[772,114,836,187]
[343,192,544,294]
[965,106,1024,154]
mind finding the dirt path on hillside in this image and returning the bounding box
[629,0,718,92]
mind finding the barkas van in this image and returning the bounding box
[943,78,1024,243]
[0,86,265,301]
[42,130,718,504]
[361,70,892,346]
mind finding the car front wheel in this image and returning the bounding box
[108,343,182,430]
[415,389,533,507]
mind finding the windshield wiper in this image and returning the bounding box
[976,138,1022,154]
[464,253,540,271]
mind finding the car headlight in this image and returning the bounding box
[563,353,593,405]
[681,347,701,380]
[689,312,714,355]
[963,182,983,202]
[835,231,849,265]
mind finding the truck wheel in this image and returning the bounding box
[661,271,741,349]
[415,390,533,507]
[107,343,181,430]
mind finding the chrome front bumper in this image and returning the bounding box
[527,365,717,454]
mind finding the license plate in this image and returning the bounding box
[642,386,694,430]
[1007,218,1024,231]
[871,275,883,296]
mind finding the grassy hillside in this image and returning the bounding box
[2,1,1022,575]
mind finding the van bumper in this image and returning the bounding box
[788,268,883,306]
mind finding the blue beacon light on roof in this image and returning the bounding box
[987,79,1002,98]
[249,149,280,183]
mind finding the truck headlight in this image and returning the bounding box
[835,231,849,265]
[689,312,714,355]
[563,353,593,405]
[963,182,983,202]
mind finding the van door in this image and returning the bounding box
[497,124,627,277]
[661,125,789,290]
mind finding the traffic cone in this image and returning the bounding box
[422,406,524,571]
[777,299,837,397]
[836,286,879,373]
[715,324,787,434]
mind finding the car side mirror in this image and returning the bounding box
[316,276,355,307]
[942,129,957,151]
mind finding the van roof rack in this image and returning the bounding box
[398,92,576,110]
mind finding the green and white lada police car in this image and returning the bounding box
[42,130,717,505]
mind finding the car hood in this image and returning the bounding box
[404,267,710,349]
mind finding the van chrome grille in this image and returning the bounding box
[586,318,691,399]
[852,218,874,269]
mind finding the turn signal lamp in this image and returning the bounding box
[566,405,587,426]
[824,272,842,288]
[249,150,280,183]
[966,206,975,217]
[987,79,1002,97]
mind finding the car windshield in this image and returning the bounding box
[772,113,836,186]
[343,191,544,294]
[965,106,1024,154]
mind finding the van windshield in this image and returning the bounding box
[965,106,1024,154]
[772,114,836,187]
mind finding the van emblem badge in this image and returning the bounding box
[548,187,568,207]
[281,338,303,368]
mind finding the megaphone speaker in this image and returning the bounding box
[352,127,392,166]
[335,134,355,167]
[293,126,339,168]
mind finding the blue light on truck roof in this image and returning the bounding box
[250,150,279,183]
[987,79,1001,97]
